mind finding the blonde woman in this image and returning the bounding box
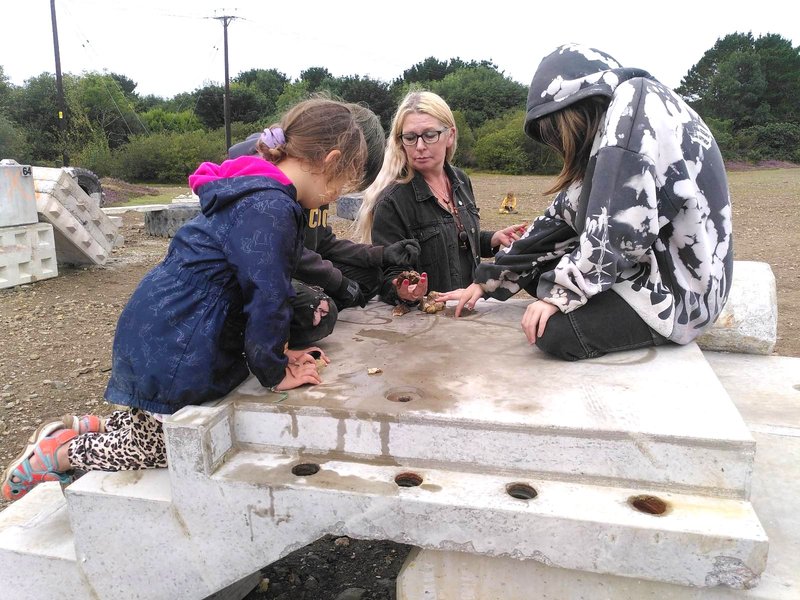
[354,90,524,306]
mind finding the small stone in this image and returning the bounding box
[334,536,351,547]
[257,577,270,593]
[303,576,318,589]
[335,588,367,600]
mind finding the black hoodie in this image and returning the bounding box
[476,44,733,344]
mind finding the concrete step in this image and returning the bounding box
[202,447,766,588]
[0,482,88,599]
[221,301,756,499]
[397,354,800,599]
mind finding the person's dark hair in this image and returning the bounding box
[256,98,367,192]
[346,102,386,190]
[534,96,610,194]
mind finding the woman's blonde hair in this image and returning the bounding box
[256,97,367,193]
[533,96,609,195]
[353,90,457,243]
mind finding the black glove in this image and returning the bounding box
[382,239,421,268]
[332,276,366,309]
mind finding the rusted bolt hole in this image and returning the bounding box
[628,494,669,515]
[395,472,423,487]
[385,387,421,403]
[291,463,320,477]
[506,482,538,500]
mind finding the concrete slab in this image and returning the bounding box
[397,354,800,599]
[102,204,170,215]
[33,166,118,252]
[0,483,88,600]
[0,163,38,227]
[0,222,58,289]
[226,299,756,498]
[697,262,777,355]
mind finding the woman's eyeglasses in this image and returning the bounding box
[399,128,448,146]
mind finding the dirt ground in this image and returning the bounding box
[0,169,797,599]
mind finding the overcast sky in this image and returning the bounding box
[2,1,798,99]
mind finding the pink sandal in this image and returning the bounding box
[1,429,77,501]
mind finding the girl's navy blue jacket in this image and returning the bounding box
[104,157,304,414]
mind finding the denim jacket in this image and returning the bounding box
[371,164,496,303]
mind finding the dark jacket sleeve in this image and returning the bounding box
[371,195,413,305]
[315,225,383,268]
[224,197,300,388]
[294,246,344,293]
[474,199,579,302]
[294,226,383,295]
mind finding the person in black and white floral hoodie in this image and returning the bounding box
[440,44,733,360]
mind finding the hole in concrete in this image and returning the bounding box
[385,386,422,403]
[395,472,423,487]
[291,463,320,477]
[506,482,538,500]
[628,494,669,515]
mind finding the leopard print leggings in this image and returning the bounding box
[68,408,168,471]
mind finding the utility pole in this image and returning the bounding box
[213,15,238,152]
[50,0,69,166]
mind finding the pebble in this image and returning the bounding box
[335,588,367,600]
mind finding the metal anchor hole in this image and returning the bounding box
[385,387,421,403]
[291,463,320,477]
[506,482,538,500]
[628,494,669,515]
[395,472,423,487]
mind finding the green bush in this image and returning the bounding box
[473,110,561,175]
[141,108,202,134]
[72,134,118,177]
[736,122,800,162]
[115,130,226,183]
[0,114,29,162]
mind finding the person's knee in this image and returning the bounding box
[534,312,587,361]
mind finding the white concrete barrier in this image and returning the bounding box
[698,261,778,355]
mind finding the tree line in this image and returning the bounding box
[1,32,798,183]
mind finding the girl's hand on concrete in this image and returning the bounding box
[286,347,330,366]
[438,283,485,317]
[521,299,558,344]
[275,361,322,390]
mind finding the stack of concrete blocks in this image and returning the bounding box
[0,265,794,600]
[0,163,58,289]
[32,166,119,265]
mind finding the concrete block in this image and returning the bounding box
[34,189,109,265]
[698,262,777,355]
[0,483,88,600]
[0,222,58,289]
[397,355,800,599]
[0,163,38,227]
[102,204,170,215]
[33,166,118,252]
[226,300,756,499]
[335,193,363,220]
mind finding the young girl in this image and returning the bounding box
[441,44,733,360]
[2,98,367,501]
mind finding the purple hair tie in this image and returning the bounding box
[260,127,286,149]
